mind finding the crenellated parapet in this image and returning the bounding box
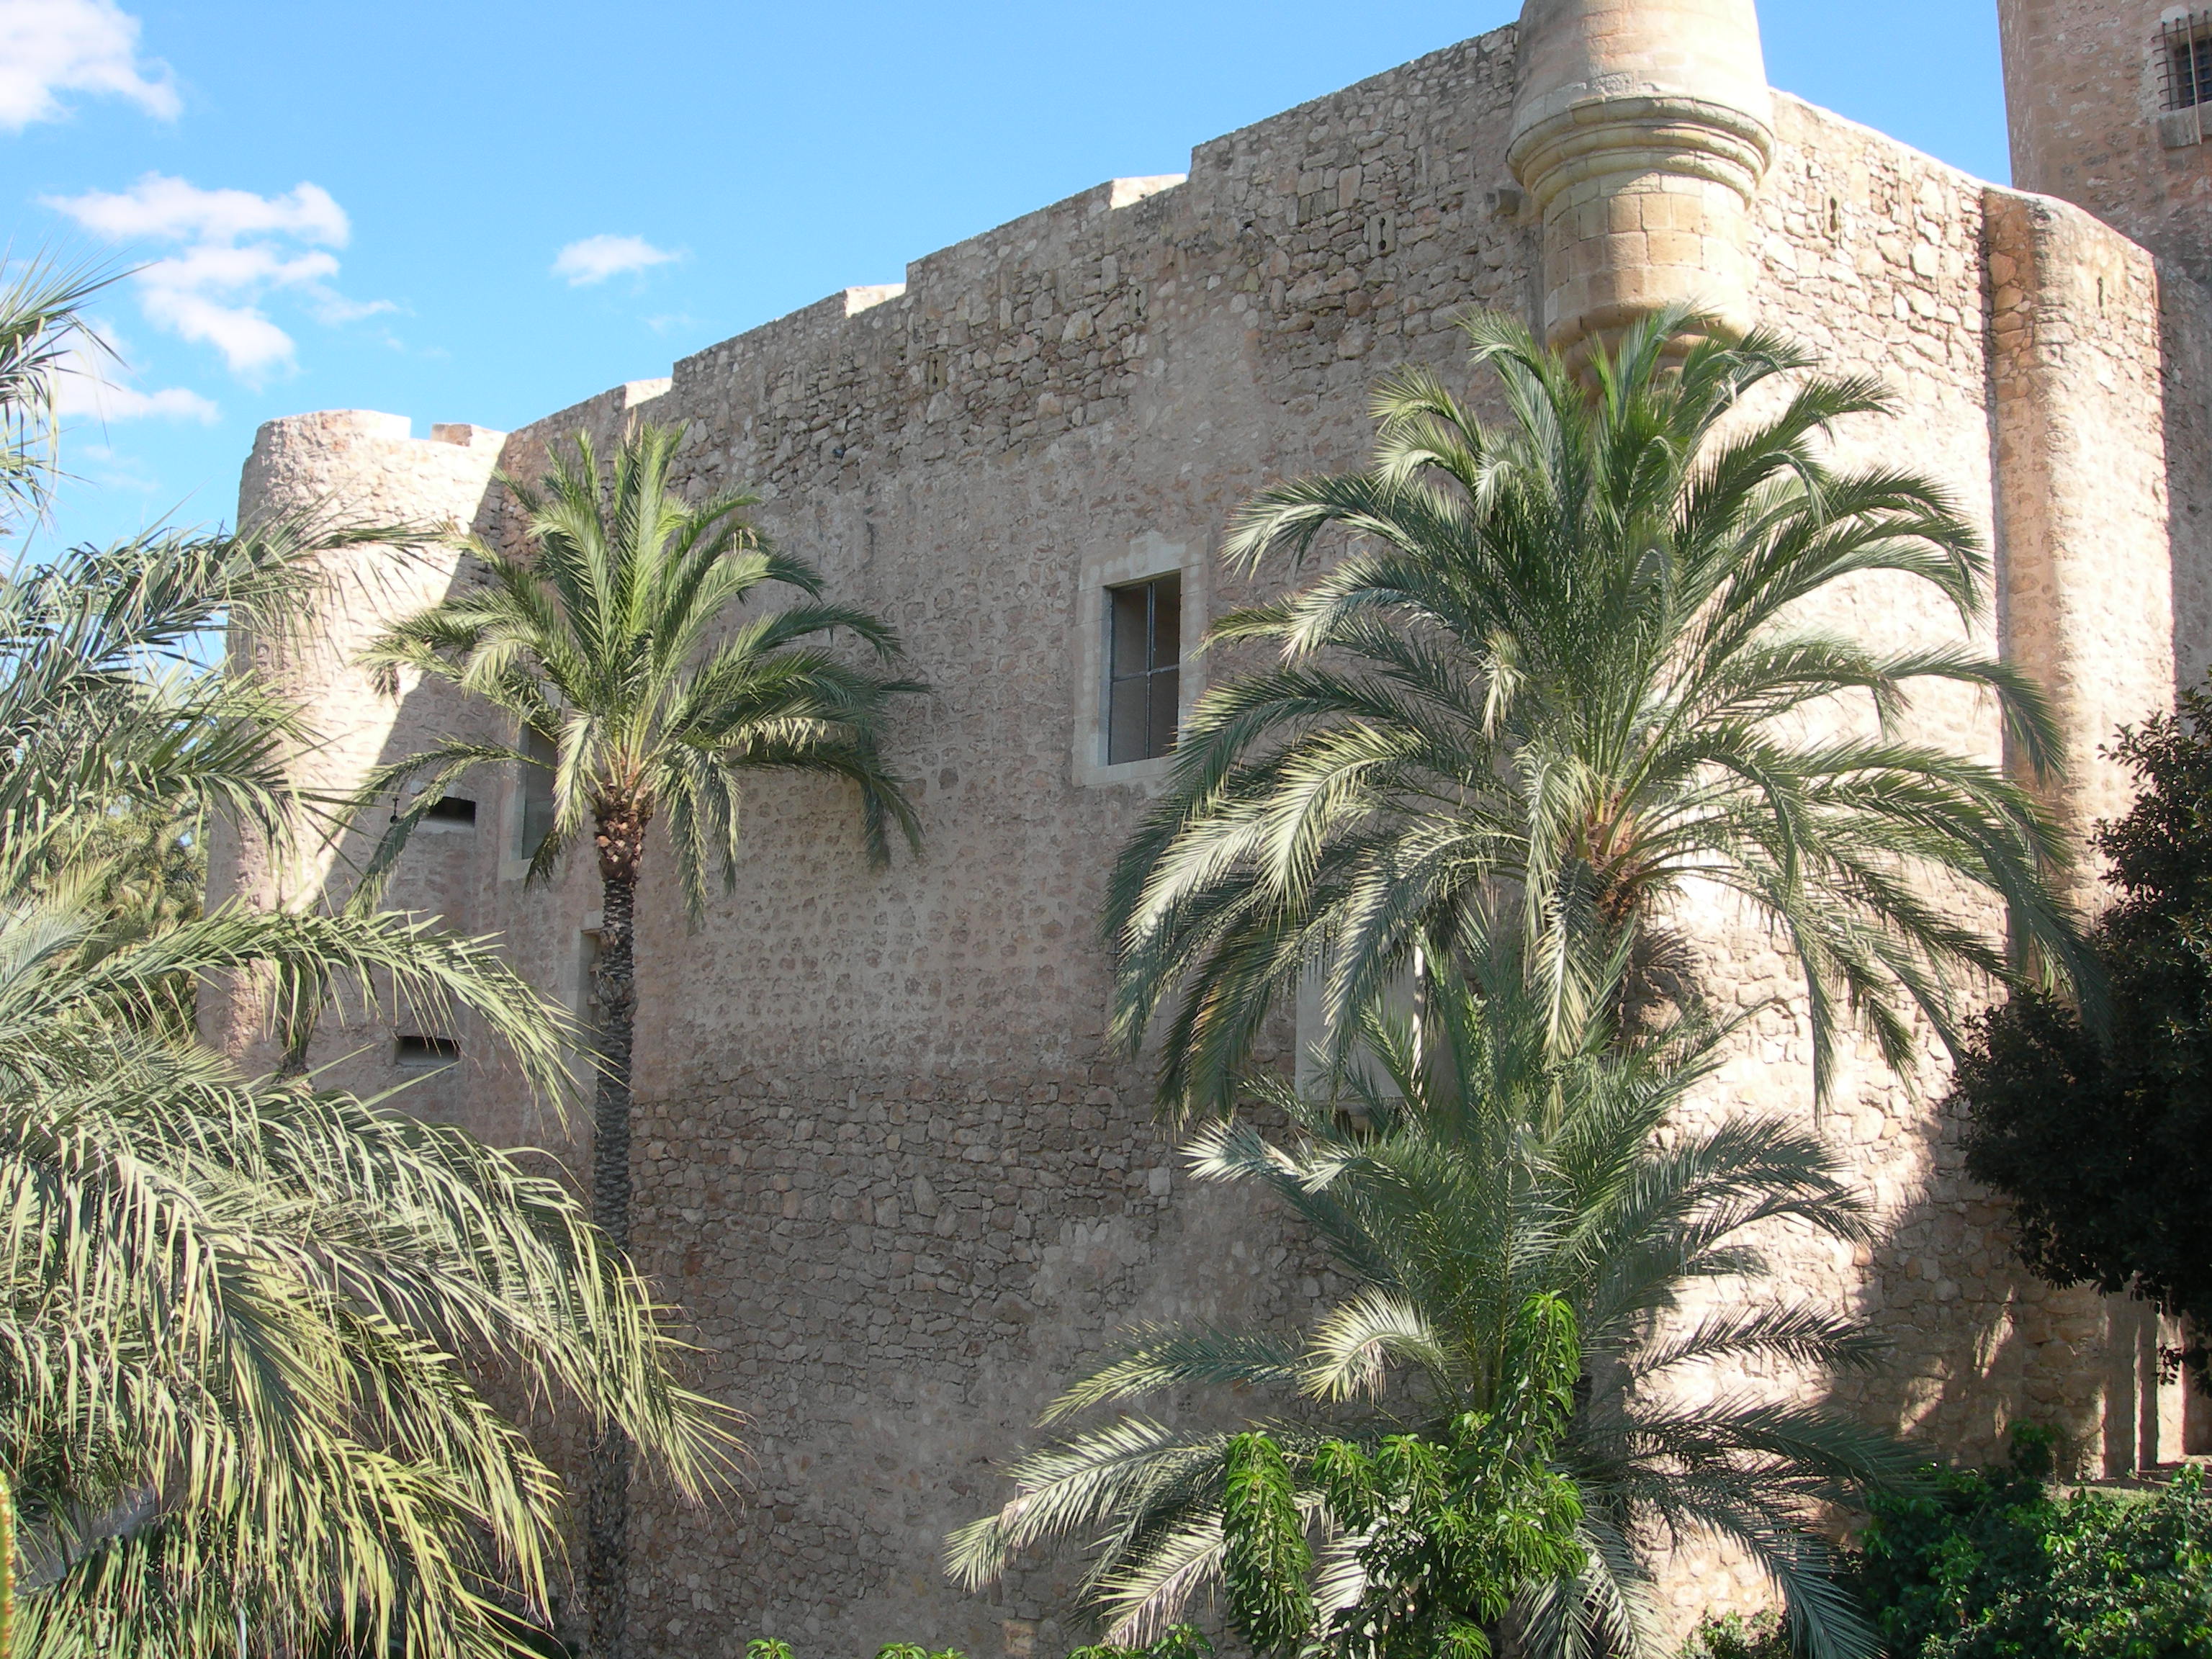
[1509,0,1774,354]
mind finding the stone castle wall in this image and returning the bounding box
[211,12,2212,1655]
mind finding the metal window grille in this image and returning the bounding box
[2161,13,2212,138]
[1105,573,1182,765]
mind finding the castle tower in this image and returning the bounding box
[2000,0,2212,287]
[1508,0,1775,354]
[200,411,505,1089]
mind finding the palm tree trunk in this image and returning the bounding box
[584,805,644,1659]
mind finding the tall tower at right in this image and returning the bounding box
[2000,0,2212,285]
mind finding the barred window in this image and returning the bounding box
[1106,573,1181,765]
[2162,13,2212,111]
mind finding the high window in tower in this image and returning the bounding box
[2162,14,2212,112]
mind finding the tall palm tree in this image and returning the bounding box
[0,531,743,1659]
[1107,307,2083,1116]
[948,939,1915,1659]
[358,423,924,1658]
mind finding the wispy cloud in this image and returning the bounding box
[43,175,390,380]
[50,329,217,424]
[553,234,678,287]
[0,0,177,130]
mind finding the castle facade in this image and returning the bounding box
[209,1,2212,1649]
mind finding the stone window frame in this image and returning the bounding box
[1072,531,1203,788]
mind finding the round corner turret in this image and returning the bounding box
[1509,0,1776,356]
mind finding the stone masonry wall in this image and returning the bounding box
[212,18,2212,1658]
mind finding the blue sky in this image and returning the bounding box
[9,0,2008,556]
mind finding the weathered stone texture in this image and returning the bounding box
[2000,0,2212,288]
[207,4,2212,1653]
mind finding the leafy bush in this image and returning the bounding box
[1066,1624,1214,1659]
[1679,1611,1790,1659]
[1954,687,2212,1377]
[1850,1430,2212,1658]
[745,1644,968,1659]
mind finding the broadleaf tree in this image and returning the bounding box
[1955,681,2212,1377]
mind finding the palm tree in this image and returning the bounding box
[357,424,924,1658]
[0,531,743,1658]
[948,939,1915,1659]
[0,256,117,518]
[1107,307,2084,1116]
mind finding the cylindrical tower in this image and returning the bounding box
[1508,0,1775,356]
[202,410,505,1070]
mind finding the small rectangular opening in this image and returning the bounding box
[1105,572,1181,765]
[421,795,477,825]
[521,729,558,855]
[395,1033,460,1069]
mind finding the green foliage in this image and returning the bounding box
[1221,1432,1315,1653]
[1106,305,2081,1118]
[948,944,1911,1659]
[1294,1296,1586,1659]
[354,422,925,912]
[1956,683,2212,1375]
[1851,1432,2212,1658]
[0,258,117,516]
[739,1642,968,1659]
[1678,1612,1789,1659]
[0,282,742,1658]
[1064,1623,1212,1659]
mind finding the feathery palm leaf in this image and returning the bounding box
[0,423,742,1655]
[950,947,1915,1659]
[1108,307,2084,1116]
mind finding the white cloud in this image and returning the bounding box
[553,234,678,287]
[53,176,346,244]
[0,0,177,130]
[43,175,385,380]
[53,363,217,423]
[46,328,217,425]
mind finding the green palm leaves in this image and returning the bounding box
[0,259,116,519]
[356,423,922,913]
[1108,307,2081,1115]
[0,528,740,1658]
[948,952,1912,1659]
[356,422,920,1658]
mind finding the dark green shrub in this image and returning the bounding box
[1678,1611,1789,1659]
[1953,688,2212,1381]
[1850,1430,2212,1657]
[743,1642,967,1659]
[1065,1624,1214,1659]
